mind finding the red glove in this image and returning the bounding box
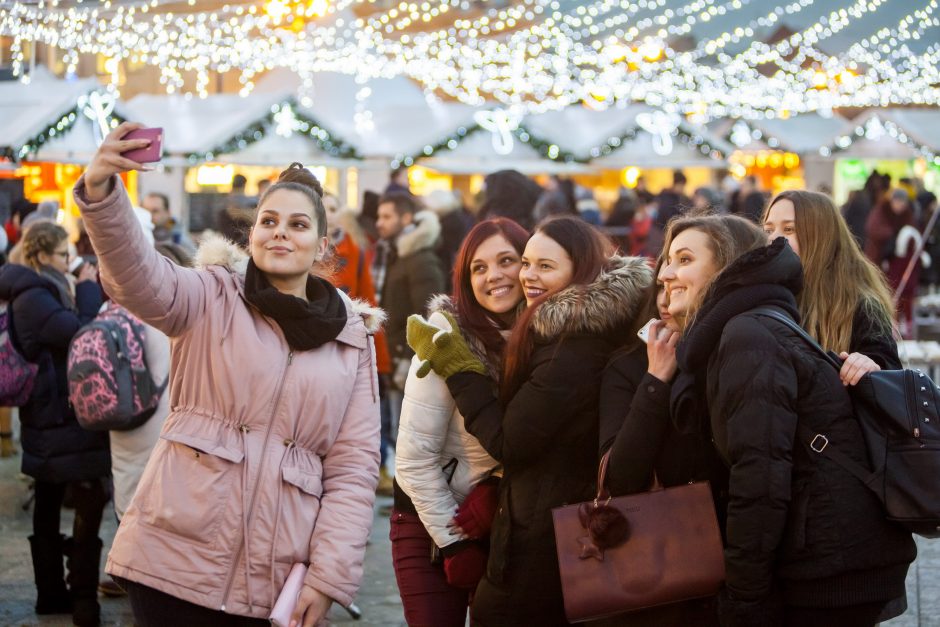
[443,542,488,590]
[452,478,499,539]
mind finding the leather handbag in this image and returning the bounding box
[551,451,725,623]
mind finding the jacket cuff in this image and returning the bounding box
[303,571,352,609]
[73,174,125,214]
[634,372,671,408]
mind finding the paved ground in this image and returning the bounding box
[1,447,938,626]
[0,452,406,626]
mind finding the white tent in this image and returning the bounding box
[524,105,731,169]
[822,110,927,160]
[0,67,126,164]
[714,113,852,155]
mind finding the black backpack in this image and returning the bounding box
[755,308,940,537]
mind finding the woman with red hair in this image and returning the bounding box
[408,216,652,625]
[392,218,529,626]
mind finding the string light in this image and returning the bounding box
[0,1,938,118]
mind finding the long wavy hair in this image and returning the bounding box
[763,189,895,352]
[501,216,613,403]
[451,218,530,362]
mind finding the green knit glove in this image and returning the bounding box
[406,311,488,380]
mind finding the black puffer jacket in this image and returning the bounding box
[446,256,652,626]
[0,263,109,483]
[678,239,915,625]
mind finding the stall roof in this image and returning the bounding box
[214,130,357,167]
[876,109,940,156]
[123,90,292,157]
[0,67,124,162]
[823,109,926,160]
[713,113,852,155]
[417,128,593,175]
[523,104,731,169]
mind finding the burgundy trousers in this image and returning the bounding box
[390,510,470,627]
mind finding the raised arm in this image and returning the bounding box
[74,123,217,337]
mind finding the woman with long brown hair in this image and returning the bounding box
[661,213,914,626]
[407,216,652,625]
[762,190,900,382]
[391,218,528,626]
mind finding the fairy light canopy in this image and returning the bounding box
[1,0,938,120]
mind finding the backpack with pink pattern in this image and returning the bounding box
[67,305,167,431]
[0,300,39,406]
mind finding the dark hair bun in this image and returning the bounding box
[278,162,324,198]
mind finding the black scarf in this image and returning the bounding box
[671,239,802,435]
[244,258,348,351]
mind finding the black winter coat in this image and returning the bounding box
[382,211,446,362]
[0,263,109,483]
[446,256,652,626]
[678,240,915,626]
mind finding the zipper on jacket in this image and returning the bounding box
[220,350,293,611]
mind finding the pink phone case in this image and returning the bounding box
[269,563,307,627]
[122,127,163,163]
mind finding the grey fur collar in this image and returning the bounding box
[530,255,652,340]
[193,232,385,333]
[396,210,441,258]
[426,293,504,381]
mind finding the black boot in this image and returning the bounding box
[66,537,102,627]
[29,534,72,614]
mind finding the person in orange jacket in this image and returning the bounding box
[324,194,395,493]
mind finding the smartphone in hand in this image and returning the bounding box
[637,318,657,344]
[121,127,163,163]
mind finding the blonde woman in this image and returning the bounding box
[0,222,107,625]
[762,190,900,383]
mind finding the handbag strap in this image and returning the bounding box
[595,450,662,503]
[596,450,612,502]
[752,308,883,493]
[750,307,843,372]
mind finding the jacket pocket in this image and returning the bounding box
[274,455,323,563]
[138,429,244,546]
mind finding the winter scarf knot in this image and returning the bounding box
[244,258,347,351]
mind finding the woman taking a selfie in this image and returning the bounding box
[660,214,915,626]
[762,190,900,381]
[73,122,381,627]
[392,218,528,626]
[0,222,107,626]
[408,216,652,625]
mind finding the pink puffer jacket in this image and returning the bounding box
[74,176,381,617]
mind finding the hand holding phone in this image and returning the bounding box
[121,127,163,163]
[644,319,679,383]
[637,318,657,344]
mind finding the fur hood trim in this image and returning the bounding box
[396,210,441,258]
[193,233,385,332]
[195,232,249,274]
[530,255,652,340]
[349,298,386,333]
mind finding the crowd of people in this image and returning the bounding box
[0,121,929,627]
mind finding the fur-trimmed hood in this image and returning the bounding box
[193,232,385,333]
[396,210,441,258]
[530,255,652,340]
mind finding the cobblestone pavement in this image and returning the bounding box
[2,450,938,626]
